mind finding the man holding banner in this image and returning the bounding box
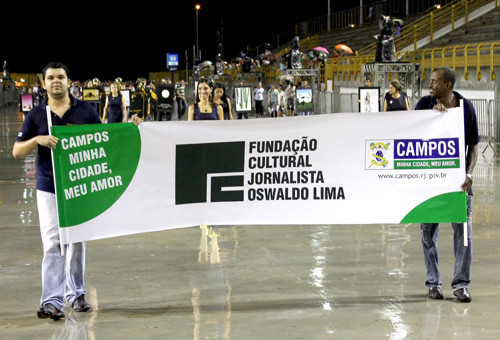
[415,67,479,303]
[12,62,102,320]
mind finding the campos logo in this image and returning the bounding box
[365,140,394,169]
[176,142,245,205]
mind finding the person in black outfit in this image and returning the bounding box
[103,82,127,123]
[383,79,409,111]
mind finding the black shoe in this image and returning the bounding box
[428,286,444,299]
[453,288,472,302]
[72,294,91,312]
[37,304,65,320]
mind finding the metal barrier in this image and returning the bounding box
[488,99,500,148]
[471,99,490,142]
[471,99,498,154]
[340,93,359,113]
[0,88,19,107]
[319,91,336,114]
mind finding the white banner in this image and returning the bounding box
[51,108,467,244]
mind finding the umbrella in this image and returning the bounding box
[258,52,277,64]
[313,46,330,55]
[278,75,293,81]
[307,49,329,61]
[335,44,354,54]
[199,61,213,70]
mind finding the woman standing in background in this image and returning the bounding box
[103,82,127,123]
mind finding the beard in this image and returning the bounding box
[48,85,69,99]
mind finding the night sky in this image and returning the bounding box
[2,1,356,81]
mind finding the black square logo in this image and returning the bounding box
[176,142,245,204]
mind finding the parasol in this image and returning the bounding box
[335,44,354,54]
[307,49,329,61]
[199,61,213,69]
[313,46,330,55]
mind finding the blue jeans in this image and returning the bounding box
[37,190,87,310]
[420,195,473,290]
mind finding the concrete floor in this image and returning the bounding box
[1,104,500,339]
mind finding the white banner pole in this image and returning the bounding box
[464,223,468,247]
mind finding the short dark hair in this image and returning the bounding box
[43,62,69,79]
[390,79,402,92]
[433,67,456,89]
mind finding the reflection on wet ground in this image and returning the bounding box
[1,105,500,339]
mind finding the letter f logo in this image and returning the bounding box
[175,142,245,205]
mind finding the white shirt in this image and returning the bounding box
[254,87,265,101]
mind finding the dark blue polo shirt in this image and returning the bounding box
[415,91,480,195]
[415,91,480,148]
[16,95,101,193]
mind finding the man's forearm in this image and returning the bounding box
[12,138,38,159]
[466,143,479,175]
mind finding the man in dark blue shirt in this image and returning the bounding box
[415,67,479,303]
[13,62,101,320]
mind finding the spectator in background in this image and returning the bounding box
[383,79,409,111]
[188,79,224,121]
[277,84,286,117]
[394,22,402,38]
[284,80,295,116]
[253,82,265,117]
[176,80,187,119]
[70,81,82,100]
[213,82,233,120]
[103,82,127,123]
[268,84,279,118]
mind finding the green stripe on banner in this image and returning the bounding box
[394,159,460,169]
[400,191,467,223]
[51,123,142,227]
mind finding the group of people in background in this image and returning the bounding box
[42,77,311,123]
[186,78,315,121]
[21,71,325,123]
[255,79,312,118]
[95,76,414,122]
[26,74,436,121]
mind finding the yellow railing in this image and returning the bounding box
[152,42,500,89]
[274,35,320,57]
[262,5,363,55]
[155,42,500,88]
[325,42,500,83]
[259,0,464,55]
[357,0,498,56]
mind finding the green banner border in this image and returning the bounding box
[51,123,141,227]
[400,191,467,223]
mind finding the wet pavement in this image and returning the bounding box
[1,104,500,339]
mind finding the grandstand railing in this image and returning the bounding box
[325,42,500,83]
[357,0,499,56]
[257,0,459,54]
